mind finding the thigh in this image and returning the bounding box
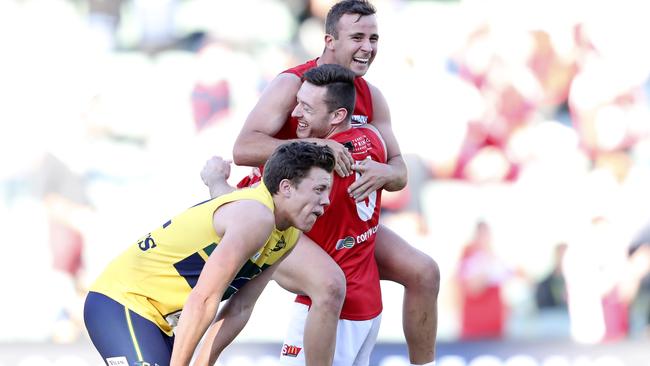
[375,223,430,283]
[272,234,344,295]
[84,291,174,366]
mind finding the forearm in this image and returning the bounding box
[194,300,253,366]
[170,294,220,366]
[383,155,408,191]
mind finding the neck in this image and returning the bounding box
[271,196,291,231]
[317,52,337,66]
[324,121,351,139]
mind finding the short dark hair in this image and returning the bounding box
[302,64,356,119]
[263,142,335,194]
[326,0,376,39]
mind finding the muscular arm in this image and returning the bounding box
[348,83,407,201]
[233,73,302,167]
[193,244,296,366]
[233,73,353,176]
[169,201,274,366]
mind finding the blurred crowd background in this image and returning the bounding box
[1,0,650,361]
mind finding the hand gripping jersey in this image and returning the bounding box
[297,126,387,320]
[237,58,375,188]
[90,183,299,335]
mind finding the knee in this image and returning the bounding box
[309,268,346,312]
[407,254,440,295]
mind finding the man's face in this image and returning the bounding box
[330,13,378,76]
[286,167,332,231]
[292,82,336,139]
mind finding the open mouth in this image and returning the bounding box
[298,121,308,128]
[353,57,370,65]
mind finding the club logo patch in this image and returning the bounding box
[335,236,356,250]
[272,236,286,252]
[281,344,302,357]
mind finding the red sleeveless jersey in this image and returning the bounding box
[296,126,385,320]
[235,59,383,319]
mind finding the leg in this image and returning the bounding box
[84,291,174,366]
[375,224,440,364]
[273,235,346,366]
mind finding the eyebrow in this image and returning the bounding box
[349,32,379,39]
[299,98,314,110]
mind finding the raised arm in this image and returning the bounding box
[192,243,297,366]
[348,83,408,201]
[169,201,274,366]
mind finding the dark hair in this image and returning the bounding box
[263,142,335,194]
[325,0,376,39]
[302,64,356,119]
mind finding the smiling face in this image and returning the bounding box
[283,167,332,231]
[292,82,338,139]
[326,13,378,76]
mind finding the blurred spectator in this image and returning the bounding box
[457,220,510,340]
[535,242,568,310]
[31,153,94,343]
[532,242,570,338]
[622,223,650,339]
[563,216,630,343]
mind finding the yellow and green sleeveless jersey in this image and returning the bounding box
[90,183,299,335]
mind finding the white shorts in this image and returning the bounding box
[279,302,382,366]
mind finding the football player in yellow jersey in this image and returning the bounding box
[83,141,335,366]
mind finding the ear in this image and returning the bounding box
[324,33,335,51]
[278,179,293,198]
[331,107,348,126]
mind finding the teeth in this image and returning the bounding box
[354,58,369,63]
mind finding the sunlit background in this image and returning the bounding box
[1,0,650,365]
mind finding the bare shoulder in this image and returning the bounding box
[239,72,303,135]
[265,72,302,94]
[365,80,386,100]
[365,81,390,119]
[213,199,274,234]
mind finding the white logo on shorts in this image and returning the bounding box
[106,356,128,365]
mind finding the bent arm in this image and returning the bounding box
[232,73,353,176]
[194,245,295,365]
[368,83,407,191]
[233,73,303,167]
[170,202,274,366]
